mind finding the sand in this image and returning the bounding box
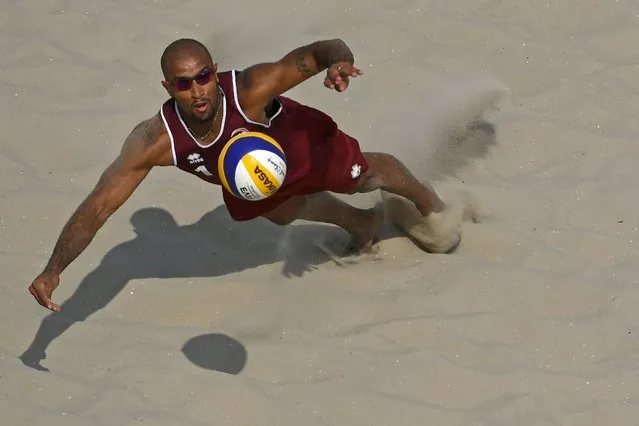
[2,0,639,424]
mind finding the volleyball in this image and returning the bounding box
[218,131,287,201]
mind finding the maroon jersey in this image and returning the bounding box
[159,69,369,221]
[160,70,338,187]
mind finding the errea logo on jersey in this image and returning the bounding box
[188,153,203,164]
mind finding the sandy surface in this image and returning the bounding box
[3,0,639,425]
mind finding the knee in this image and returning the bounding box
[363,151,415,180]
[354,171,384,193]
[355,152,402,193]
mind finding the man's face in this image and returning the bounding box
[162,52,218,122]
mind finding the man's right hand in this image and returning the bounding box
[324,62,362,92]
[28,272,61,312]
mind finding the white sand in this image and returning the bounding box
[3,0,639,424]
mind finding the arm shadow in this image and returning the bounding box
[19,204,343,372]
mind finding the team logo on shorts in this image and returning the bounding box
[350,164,361,179]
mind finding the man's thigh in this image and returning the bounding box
[260,195,308,226]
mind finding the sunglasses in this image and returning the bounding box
[171,68,214,92]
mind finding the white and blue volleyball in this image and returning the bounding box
[218,131,287,201]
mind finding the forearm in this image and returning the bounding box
[43,199,107,275]
[312,39,354,68]
[295,39,354,77]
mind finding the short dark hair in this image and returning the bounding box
[160,38,213,77]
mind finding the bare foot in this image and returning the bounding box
[346,205,385,255]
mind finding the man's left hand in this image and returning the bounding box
[324,62,362,92]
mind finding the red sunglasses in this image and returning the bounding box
[171,68,215,92]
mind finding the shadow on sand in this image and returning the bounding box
[182,333,248,375]
[19,204,348,372]
[19,117,499,373]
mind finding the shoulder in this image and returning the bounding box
[127,113,166,144]
[121,113,173,167]
[235,63,283,92]
[234,63,284,111]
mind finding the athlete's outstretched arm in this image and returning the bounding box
[28,115,170,311]
[236,38,363,113]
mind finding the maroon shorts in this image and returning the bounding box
[222,129,369,221]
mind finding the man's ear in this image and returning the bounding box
[161,80,172,96]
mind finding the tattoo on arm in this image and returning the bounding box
[44,196,103,275]
[295,51,315,78]
[130,118,158,150]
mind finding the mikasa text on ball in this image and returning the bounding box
[218,131,287,201]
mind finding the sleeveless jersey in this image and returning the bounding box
[159,70,340,192]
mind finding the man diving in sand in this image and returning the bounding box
[27,37,466,314]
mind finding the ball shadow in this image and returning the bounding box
[182,333,247,375]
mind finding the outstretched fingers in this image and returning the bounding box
[325,63,362,92]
